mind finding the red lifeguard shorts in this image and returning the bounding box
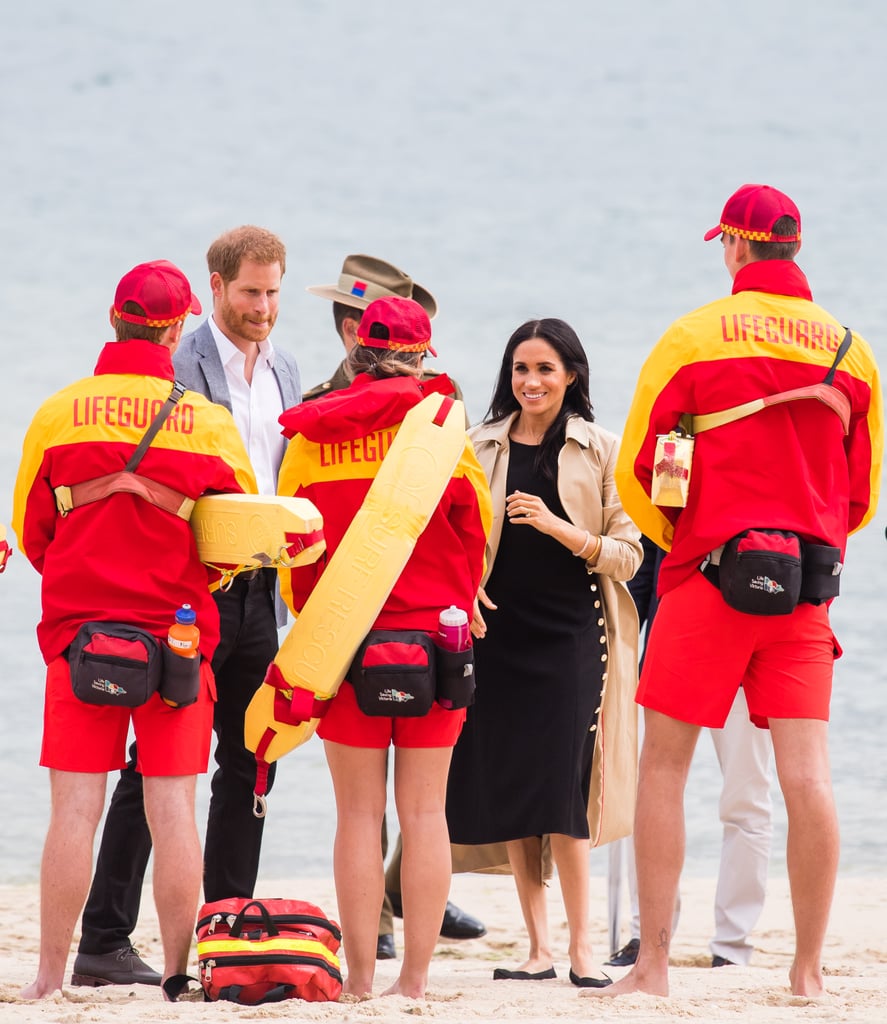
[317,680,466,748]
[41,655,216,775]
[636,571,839,729]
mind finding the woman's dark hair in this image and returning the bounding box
[485,318,594,481]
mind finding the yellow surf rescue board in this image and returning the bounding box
[244,392,467,775]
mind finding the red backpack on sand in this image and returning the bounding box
[195,897,343,1004]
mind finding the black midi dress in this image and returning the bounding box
[446,441,607,843]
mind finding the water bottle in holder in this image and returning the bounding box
[168,604,200,657]
[437,605,470,652]
[162,604,201,708]
[435,606,475,709]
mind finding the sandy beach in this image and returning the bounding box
[1,870,884,1022]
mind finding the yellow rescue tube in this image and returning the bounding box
[244,392,467,765]
[190,493,325,570]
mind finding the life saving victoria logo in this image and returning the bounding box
[749,575,785,595]
[92,676,126,696]
[378,688,414,704]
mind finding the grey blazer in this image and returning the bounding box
[174,319,302,626]
[174,319,301,413]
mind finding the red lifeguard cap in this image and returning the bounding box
[357,296,437,357]
[703,184,801,243]
[113,260,202,328]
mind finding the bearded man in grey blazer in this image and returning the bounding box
[73,227,301,988]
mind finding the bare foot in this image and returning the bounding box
[579,965,669,999]
[343,982,374,999]
[789,963,826,998]
[382,977,426,999]
[20,978,61,1000]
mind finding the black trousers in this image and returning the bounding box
[79,570,280,954]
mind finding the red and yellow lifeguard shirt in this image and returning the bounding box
[277,373,492,631]
[615,261,882,596]
[13,339,257,662]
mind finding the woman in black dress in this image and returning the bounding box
[446,318,641,986]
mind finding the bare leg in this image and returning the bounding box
[504,836,553,972]
[384,745,454,998]
[324,741,388,998]
[550,833,596,977]
[20,770,107,999]
[584,709,700,999]
[769,718,837,997]
[143,775,200,992]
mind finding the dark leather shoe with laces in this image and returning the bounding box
[386,892,486,940]
[376,933,397,960]
[71,945,162,986]
[605,937,640,967]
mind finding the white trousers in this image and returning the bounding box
[617,688,773,964]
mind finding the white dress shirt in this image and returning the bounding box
[208,317,286,496]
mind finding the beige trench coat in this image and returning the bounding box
[451,413,641,875]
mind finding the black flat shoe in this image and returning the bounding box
[569,968,613,988]
[376,933,396,960]
[493,966,557,980]
[161,974,200,1001]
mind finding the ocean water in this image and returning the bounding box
[1,1,885,886]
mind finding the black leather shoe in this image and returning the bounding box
[440,901,486,939]
[386,892,487,940]
[569,968,613,988]
[376,933,397,960]
[71,945,162,986]
[711,955,736,968]
[605,937,640,967]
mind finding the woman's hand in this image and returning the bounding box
[471,586,497,638]
[505,490,554,533]
[506,489,598,559]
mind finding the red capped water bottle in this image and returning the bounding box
[168,603,200,658]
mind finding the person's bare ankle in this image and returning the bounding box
[580,964,669,999]
[382,978,425,999]
[20,977,61,1001]
[789,962,826,998]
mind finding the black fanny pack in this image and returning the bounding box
[349,631,437,717]
[710,529,842,615]
[68,621,201,709]
[69,622,164,707]
[348,629,476,717]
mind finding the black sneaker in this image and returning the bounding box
[71,945,162,986]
